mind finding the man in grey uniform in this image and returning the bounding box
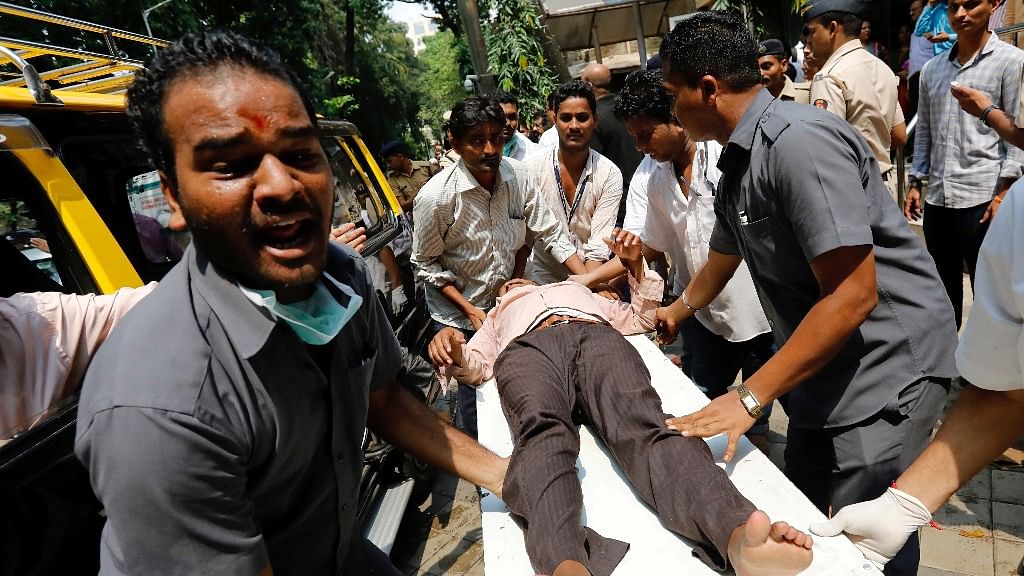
[75,32,506,575]
[655,12,958,576]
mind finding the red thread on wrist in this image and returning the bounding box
[891,481,943,530]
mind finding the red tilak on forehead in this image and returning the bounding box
[239,109,270,131]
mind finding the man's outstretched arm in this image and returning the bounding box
[668,245,877,462]
[654,249,742,344]
[368,382,506,496]
[810,385,1024,567]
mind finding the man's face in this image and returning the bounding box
[385,153,403,172]
[499,102,519,143]
[758,55,788,95]
[625,115,684,163]
[948,0,997,36]
[499,278,536,296]
[532,115,546,135]
[161,67,333,301]
[555,96,596,152]
[451,121,504,178]
[802,39,821,77]
[910,0,924,22]
[804,19,837,62]
[661,64,718,143]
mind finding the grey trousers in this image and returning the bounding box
[494,323,755,576]
[784,376,949,576]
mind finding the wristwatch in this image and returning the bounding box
[736,383,765,419]
[981,104,1002,127]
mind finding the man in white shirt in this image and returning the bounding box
[412,95,588,438]
[621,155,657,235]
[492,89,538,161]
[571,69,776,441]
[524,80,623,285]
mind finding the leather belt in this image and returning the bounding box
[531,314,603,333]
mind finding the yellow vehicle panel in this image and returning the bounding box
[11,147,143,293]
[349,135,403,215]
[0,86,126,112]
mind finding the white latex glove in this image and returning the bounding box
[809,487,932,569]
[390,285,407,316]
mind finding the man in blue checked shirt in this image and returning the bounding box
[906,0,1023,329]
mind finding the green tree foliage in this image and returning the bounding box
[0,0,425,153]
[414,29,471,140]
[484,0,560,121]
[0,0,326,99]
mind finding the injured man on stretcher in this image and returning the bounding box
[428,229,813,576]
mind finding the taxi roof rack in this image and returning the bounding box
[0,2,169,103]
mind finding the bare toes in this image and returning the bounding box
[770,521,791,539]
[785,526,801,541]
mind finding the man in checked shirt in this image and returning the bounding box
[906,0,1023,329]
[412,95,588,439]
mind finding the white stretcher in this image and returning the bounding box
[476,334,884,576]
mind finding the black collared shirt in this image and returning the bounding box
[710,88,958,429]
[76,243,402,575]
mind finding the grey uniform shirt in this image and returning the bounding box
[709,89,958,429]
[75,243,402,575]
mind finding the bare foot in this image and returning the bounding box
[551,559,590,576]
[728,510,813,576]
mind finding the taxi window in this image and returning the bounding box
[125,170,189,264]
[0,195,76,297]
[321,134,400,257]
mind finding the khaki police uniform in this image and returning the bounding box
[779,76,811,104]
[811,39,905,200]
[387,160,435,205]
[438,149,460,170]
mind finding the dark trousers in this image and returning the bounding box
[344,537,403,575]
[424,321,477,438]
[679,317,777,435]
[923,202,990,329]
[784,377,948,576]
[494,323,755,576]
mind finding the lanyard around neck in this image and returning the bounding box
[552,148,590,223]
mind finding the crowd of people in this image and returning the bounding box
[2,0,1023,575]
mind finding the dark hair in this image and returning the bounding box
[448,96,505,139]
[126,30,317,187]
[489,89,519,110]
[550,79,597,116]
[613,69,673,124]
[659,11,762,91]
[812,11,863,38]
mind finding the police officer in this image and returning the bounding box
[657,12,958,576]
[757,39,809,103]
[381,140,436,213]
[804,0,907,201]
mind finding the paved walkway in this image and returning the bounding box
[392,274,1024,575]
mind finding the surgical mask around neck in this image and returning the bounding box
[240,274,363,345]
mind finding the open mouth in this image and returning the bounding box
[256,218,319,259]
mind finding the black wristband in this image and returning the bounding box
[981,104,1001,127]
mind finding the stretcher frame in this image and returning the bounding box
[476,334,884,575]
